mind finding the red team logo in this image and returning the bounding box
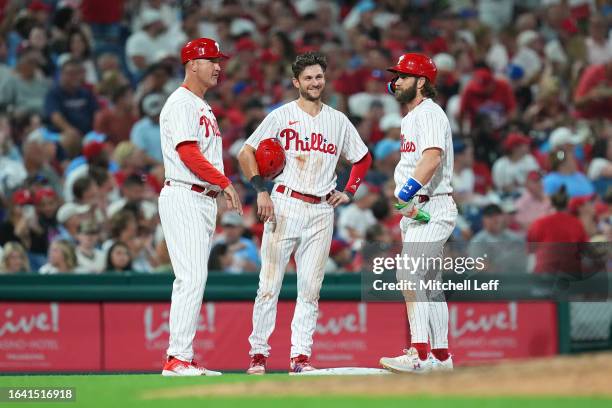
[279,128,337,155]
[200,115,221,138]
[400,133,416,153]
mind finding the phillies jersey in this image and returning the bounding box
[394,98,453,197]
[160,86,224,190]
[246,100,368,196]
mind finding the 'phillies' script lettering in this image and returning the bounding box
[316,303,367,335]
[0,303,60,336]
[280,129,337,155]
[449,303,518,338]
[400,134,416,152]
[144,304,216,341]
[200,115,221,138]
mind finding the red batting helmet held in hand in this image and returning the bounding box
[255,138,285,180]
[387,53,437,83]
[181,38,229,64]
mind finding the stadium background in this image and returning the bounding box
[0,0,610,378]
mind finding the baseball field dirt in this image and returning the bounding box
[143,352,612,399]
[1,353,611,408]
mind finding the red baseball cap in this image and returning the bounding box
[83,141,106,161]
[12,189,33,206]
[329,240,350,257]
[471,68,494,93]
[568,194,596,214]
[34,187,57,204]
[503,132,531,152]
[526,170,542,182]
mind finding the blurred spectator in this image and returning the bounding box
[569,194,598,238]
[523,76,568,132]
[0,241,31,274]
[24,25,55,76]
[72,176,99,207]
[0,48,51,115]
[467,204,525,273]
[44,59,99,138]
[125,9,176,77]
[511,30,543,85]
[0,119,27,197]
[585,15,612,65]
[112,142,157,192]
[574,60,612,121]
[56,202,91,244]
[324,239,353,273]
[214,212,260,274]
[208,242,232,272]
[153,239,171,273]
[39,239,77,274]
[492,132,539,194]
[74,220,105,274]
[348,70,400,118]
[459,67,516,135]
[337,183,378,249]
[587,137,612,188]
[453,138,494,223]
[130,92,164,163]
[543,149,594,198]
[514,171,553,232]
[57,29,98,85]
[21,128,62,195]
[104,209,155,273]
[527,186,588,274]
[94,85,138,145]
[63,137,113,201]
[432,53,459,109]
[105,241,133,273]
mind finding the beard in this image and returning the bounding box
[395,81,418,104]
[299,86,322,102]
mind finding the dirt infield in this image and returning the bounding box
[143,352,612,399]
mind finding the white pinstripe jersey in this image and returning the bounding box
[160,86,224,190]
[394,98,453,196]
[245,101,368,197]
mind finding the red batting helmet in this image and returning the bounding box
[181,38,228,64]
[387,53,437,83]
[255,138,285,180]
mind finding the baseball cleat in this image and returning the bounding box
[162,357,222,376]
[430,354,454,372]
[247,354,267,375]
[191,359,223,376]
[379,347,433,374]
[289,354,317,374]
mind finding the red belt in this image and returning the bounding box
[165,180,219,198]
[416,193,452,203]
[275,185,331,204]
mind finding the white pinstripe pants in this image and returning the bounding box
[159,184,217,362]
[400,195,457,349]
[249,189,334,358]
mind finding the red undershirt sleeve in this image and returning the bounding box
[176,141,231,189]
[344,152,372,195]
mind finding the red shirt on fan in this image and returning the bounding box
[527,211,588,275]
[460,69,516,129]
[574,63,612,121]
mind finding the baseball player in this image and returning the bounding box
[379,53,457,373]
[237,52,372,374]
[158,38,242,376]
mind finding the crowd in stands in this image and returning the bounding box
[0,0,611,274]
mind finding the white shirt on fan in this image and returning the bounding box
[160,86,224,191]
[394,98,453,197]
[245,100,369,197]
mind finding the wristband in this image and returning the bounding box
[250,175,267,193]
[343,191,354,201]
[397,177,422,202]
